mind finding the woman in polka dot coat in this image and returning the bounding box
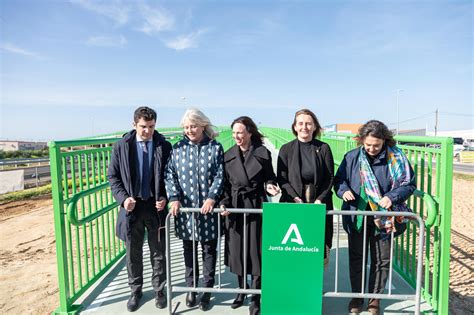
[165,108,224,311]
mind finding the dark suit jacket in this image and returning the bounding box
[108,129,172,241]
[277,138,334,208]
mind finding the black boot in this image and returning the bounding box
[249,295,260,315]
[249,301,260,315]
[231,293,246,309]
[199,292,211,311]
[127,291,142,312]
[186,292,197,307]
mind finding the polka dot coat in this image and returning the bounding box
[165,136,225,242]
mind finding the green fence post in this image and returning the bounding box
[437,137,453,314]
[50,142,81,314]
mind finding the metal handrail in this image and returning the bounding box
[326,210,425,315]
[165,207,262,315]
[165,207,426,315]
[413,189,438,228]
[66,182,118,226]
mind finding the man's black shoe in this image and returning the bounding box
[155,290,166,309]
[186,292,197,307]
[127,291,143,312]
[199,292,211,311]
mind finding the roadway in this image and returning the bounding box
[0,153,473,190]
[453,162,474,175]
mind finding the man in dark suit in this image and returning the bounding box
[108,106,172,312]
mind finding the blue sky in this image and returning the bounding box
[1,0,472,141]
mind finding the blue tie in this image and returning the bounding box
[141,141,150,200]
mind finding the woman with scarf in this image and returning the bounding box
[165,108,224,311]
[334,120,416,315]
[277,108,335,268]
[219,116,280,315]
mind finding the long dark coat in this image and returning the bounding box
[108,130,172,242]
[220,143,277,276]
[277,138,335,249]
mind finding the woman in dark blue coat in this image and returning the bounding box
[334,120,416,315]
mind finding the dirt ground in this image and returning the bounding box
[0,179,473,315]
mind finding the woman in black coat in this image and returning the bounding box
[277,108,334,267]
[220,116,280,315]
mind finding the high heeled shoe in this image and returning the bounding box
[231,293,246,309]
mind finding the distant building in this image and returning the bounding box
[324,123,362,134]
[398,129,427,136]
[0,140,48,152]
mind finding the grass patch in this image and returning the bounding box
[0,185,52,203]
[453,173,474,181]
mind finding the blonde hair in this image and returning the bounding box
[180,108,219,139]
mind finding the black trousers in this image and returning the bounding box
[183,239,218,288]
[348,217,391,295]
[126,199,166,293]
[237,274,261,303]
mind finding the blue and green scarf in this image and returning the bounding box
[355,145,412,231]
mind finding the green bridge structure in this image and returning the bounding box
[49,127,453,314]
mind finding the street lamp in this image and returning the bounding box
[396,89,404,135]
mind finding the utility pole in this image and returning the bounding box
[434,108,439,136]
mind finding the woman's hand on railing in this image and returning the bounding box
[169,200,181,216]
[378,196,392,209]
[220,205,230,216]
[201,198,215,214]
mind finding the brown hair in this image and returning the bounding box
[291,108,322,139]
[231,116,264,145]
[134,106,156,122]
[356,120,396,147]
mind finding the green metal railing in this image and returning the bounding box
[263,128,453,314]
[50,129,235,314]
[51,127,452,314]
[50,138,123,314]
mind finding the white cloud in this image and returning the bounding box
[86,35,127,47]
[138,4,174,34]
[165,29,208,51]
[0,43,42,59]
[71,0,130,25]
[71,1,208,51]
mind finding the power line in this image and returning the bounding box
[387,111,435,126]
[439,111,474,117]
